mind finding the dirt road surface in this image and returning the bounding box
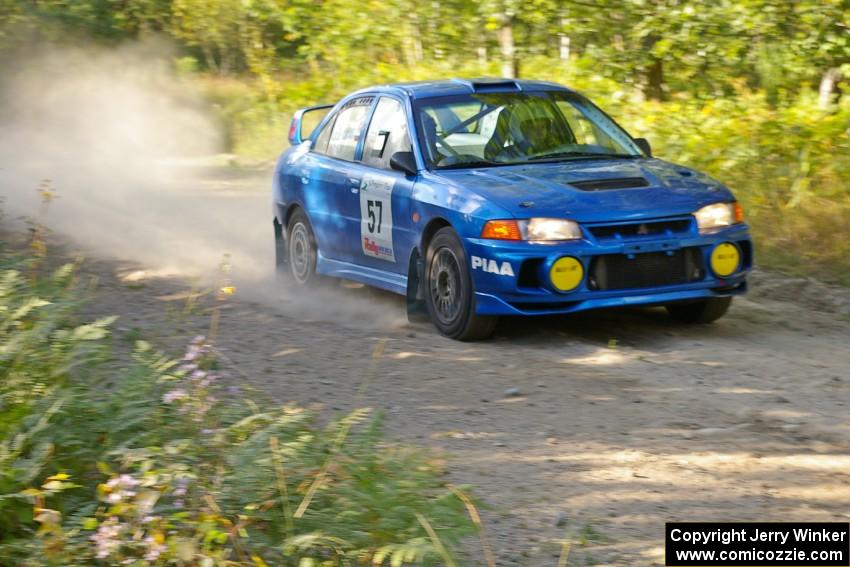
[5,166,850,566]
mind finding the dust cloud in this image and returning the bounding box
[0,42,406,329]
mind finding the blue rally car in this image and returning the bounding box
[273,79,752,340]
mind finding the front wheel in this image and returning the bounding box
[424,227,497,340]
[665,297,732,324]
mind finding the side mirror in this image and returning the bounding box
[288,104,334,146]
[389,151,418,176]
[634,137,652,157]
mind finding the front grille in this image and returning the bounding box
[588,219,692,239]
[588,248,704,291]
[569,177,649,191]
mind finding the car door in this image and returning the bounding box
[300,95,374,262]
[341,96,416,273]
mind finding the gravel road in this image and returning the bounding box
[5,166,850,566]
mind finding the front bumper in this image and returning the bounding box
[464,220,752,317]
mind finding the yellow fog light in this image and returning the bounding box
[710,242,740,277]
[550,256,584,291]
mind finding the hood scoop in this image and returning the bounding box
[568,177,650,191]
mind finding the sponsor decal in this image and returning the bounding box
[471,255,514,277]
[363,237,394,259]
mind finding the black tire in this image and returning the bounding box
[665,297,732,324]
[286,209,319,286]
[424,227,497,340]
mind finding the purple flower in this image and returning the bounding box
[91,517,122,559]
[143,536,166,561]
[162,389,187,404]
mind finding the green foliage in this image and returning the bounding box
[4,0,848,96]
[0,251,473,565]
[0,257,110,542]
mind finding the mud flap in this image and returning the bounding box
[274,218,288,275]
[406,252,429,323]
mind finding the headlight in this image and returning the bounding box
[521,218,582,241]
[481,218,582,241]
[693,202,744,233]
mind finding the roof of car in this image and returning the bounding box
[348,78,575,100]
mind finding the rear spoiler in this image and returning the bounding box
[288,103,334,145]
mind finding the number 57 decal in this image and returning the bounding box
[367,199,383,233]
[359,174,395,261]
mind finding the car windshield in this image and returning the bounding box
[414,90,642,169]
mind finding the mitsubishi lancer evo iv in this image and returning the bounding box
[273,78,752,340]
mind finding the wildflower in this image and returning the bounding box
[115,474,139,488]
[183,336,209,361]
[105,474,139,503]
[163,389,187,404]
[91,517,122,559]
[172,477,189,499]
[183,348,200,361]
[143,535,166,561]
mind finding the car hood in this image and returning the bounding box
[433,158,734,223]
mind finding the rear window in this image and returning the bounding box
[316,96,374,161]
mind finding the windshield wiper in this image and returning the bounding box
[527,151,639,162]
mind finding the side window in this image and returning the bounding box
[361,98,412,169]
[324,97,373,161]
[313,115,335,154]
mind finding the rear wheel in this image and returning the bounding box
[424,227,497,340]
[665,297,732,324]
[287,209,318,286]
